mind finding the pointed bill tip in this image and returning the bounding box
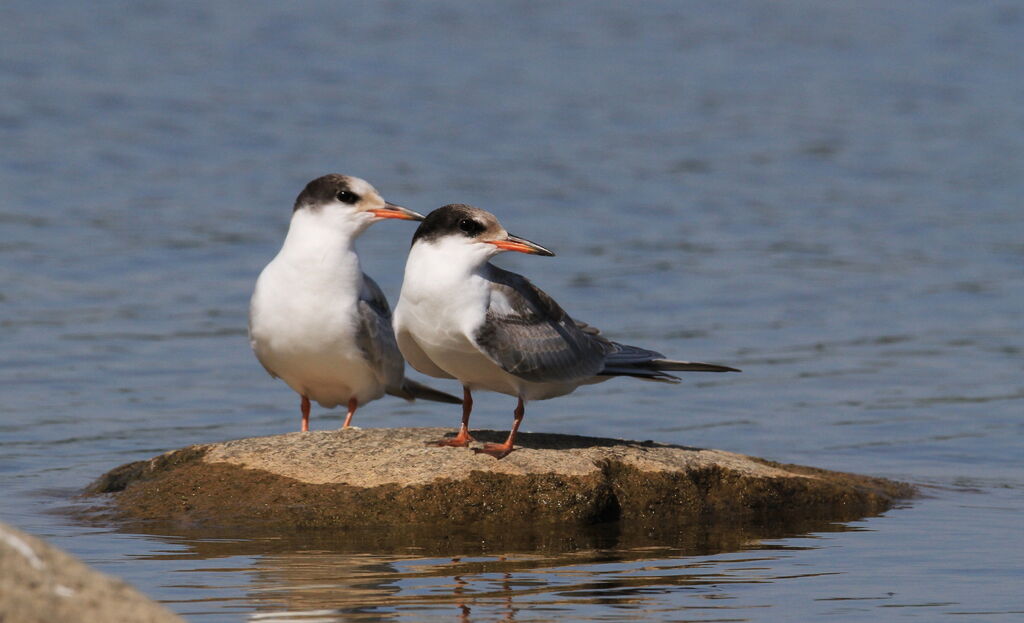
[489,233,555,256]
[370,203,425,221]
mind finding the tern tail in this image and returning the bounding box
[599,347,740,383]
[389,379,463,404]
[648,359,740,373]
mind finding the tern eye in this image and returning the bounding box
[336,190,359,204]
[458,218,484,236]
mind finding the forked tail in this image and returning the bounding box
[599,342,740,383]
[390,379,464,404]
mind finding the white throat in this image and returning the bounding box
[402,237,497,292]
[277,207,371,268]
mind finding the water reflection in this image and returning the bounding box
[116,518,865,621]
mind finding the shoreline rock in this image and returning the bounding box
[0,521,183,623]
[85,428,915,530]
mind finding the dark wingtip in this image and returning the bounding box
[651,360,741,373]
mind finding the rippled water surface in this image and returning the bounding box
[2,1,1022,621]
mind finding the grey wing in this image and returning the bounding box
[597,342,680,382]
[472,266,611,383]
[356,274,406,391]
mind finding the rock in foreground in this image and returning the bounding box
[0,521,183,623]
[87,428,914,529]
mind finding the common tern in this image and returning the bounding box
[393,204,739,459]
[249,174,461,432]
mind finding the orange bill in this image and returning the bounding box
[369,202,425,221]
[488,234,555,256]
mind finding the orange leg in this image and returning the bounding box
[429,386,475,447]
[474,397,524,460]
[300,395,311,432]
[342,397,358,428]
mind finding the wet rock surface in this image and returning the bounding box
[0,521,183,623]
[85,428,915,529]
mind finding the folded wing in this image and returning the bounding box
[472,266,611,383]
[356,274,407,393]
[473,266,740,384]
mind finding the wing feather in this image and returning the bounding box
[470,266,740,384]
[356,274,406,392]
[472,266,610,382]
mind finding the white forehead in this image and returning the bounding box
[344,175,378,199]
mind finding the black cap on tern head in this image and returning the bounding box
[294,174,359,212]
[412,204,555,256]
[291,174,424,220]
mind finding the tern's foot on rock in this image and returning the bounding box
[473,443,514,460]
[427,432,475,447]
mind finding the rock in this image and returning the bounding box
[0,521,183,623]
[85,428,914,530]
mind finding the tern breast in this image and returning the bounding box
[249,244,382,407]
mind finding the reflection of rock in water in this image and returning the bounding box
[83,428,914,530]
[95,515,873,619]
[246,553,404,619]
[242,554,526,621]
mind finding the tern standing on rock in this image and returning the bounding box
[249,175,461,432]
[393,204,739,459]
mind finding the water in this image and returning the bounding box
[2,0,1022,620]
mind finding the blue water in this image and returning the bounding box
[2,1,1022,621]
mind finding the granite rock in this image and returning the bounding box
[87,427,915,529]
[0,521,183,623]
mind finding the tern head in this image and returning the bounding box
[411,204,555,263]
[291,174,423,234]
